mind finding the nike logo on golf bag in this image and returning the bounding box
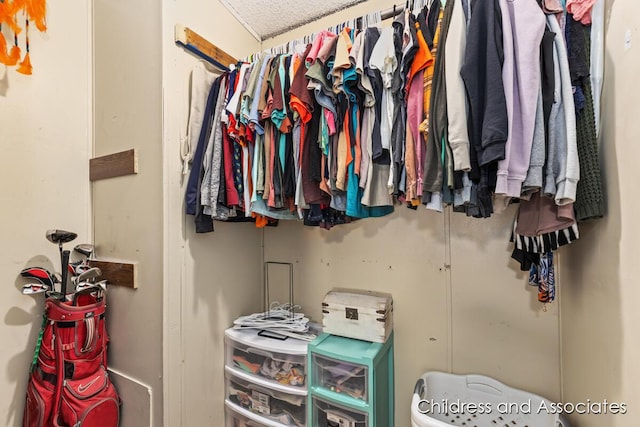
[77,375,101,393]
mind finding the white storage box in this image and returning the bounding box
[410,372,570,427]
[322,288,393,343]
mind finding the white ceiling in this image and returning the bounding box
[219,0,368,41]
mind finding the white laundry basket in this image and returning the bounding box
[410,372,569,427]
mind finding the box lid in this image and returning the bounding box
[323,288,392,313]
[225,327,309,355]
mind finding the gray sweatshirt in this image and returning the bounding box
[544,15,580,205]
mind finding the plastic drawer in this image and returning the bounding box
[225,328,307,389]
[312,396,368,427]
[312,353,368,401]
[226,404,269,427]
[226,370,306,427]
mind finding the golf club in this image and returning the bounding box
[73,243,94,259]
[73,267,102,287]
[45,229,77,299]
[20,267,57,290]
[67,243,95,277]
[21,283,50,295]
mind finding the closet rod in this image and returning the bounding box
[254,2,406,59]
[381,3,406,20]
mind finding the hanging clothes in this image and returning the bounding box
[181,1,607,304]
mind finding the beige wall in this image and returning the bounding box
[161,1,262,426]
[0,3,92,425]
[93,0,163,425]
[560,0,640,426]
[264,209,562,427]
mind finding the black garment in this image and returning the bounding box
[232,139,244,204]
[418,8,434,50]
[218,135,227,208]
[460,0,508,175]
[186,75,225,233]
[427,1,441,40]
[185,76,220,216]
[566,14,590,111]
[363,28,384,161]
[391,18,407,196]
[571,20,605,221]
[302,103,330,205]
[424,0,455,195]
[282,56,296,200]
[540,28,556,143]
[566,14,590,87]
[272,131,284,209]
[460,0,507,217]
[400,13,419,80]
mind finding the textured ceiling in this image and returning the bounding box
[219,0,368,41]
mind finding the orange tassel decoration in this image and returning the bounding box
[1,0,23,35]
[26,0,46,32]
[6,34,21,66]
[16,51,31,74]
[0,2,8,23]
[0,30,11,65]
[0,1,45,74]
[16,18,31,74]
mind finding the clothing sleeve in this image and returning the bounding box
[548,15,579,205]
[183,63,217,175]
[444,0,471,172]
[460,0,508,169]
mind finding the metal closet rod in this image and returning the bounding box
[253,2,406,58]
[381,3,406,20]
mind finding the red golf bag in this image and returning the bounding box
[23,293,120,427]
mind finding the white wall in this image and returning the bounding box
[161,1,262,426]
[93,0,163,425]
[0,3,91,425]
[560,0,640,426]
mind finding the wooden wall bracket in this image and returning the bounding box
[90,149,138,181]
[175,24,237,71]
[91,260,138,289]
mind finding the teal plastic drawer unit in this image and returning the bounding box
[307,333,394,426]
[312,396,368,427]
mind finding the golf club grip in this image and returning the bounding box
[60,250,70,298]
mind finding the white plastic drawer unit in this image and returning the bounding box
[312,353,368,401]
[225,328,307,389]
[312,396,368,427]
[226,370,306,427]
[226,404,268,427]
